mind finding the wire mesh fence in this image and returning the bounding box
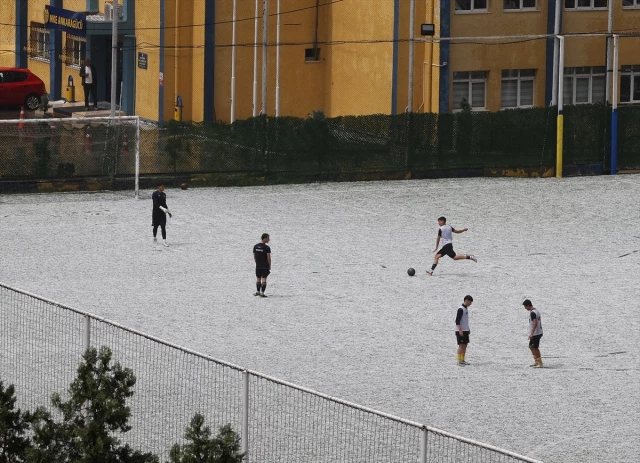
[0,105,639,194]
[0,282,544,462]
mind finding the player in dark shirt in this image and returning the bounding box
[152,183,171,247]
[253,233,271,297]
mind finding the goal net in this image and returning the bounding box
[0,116,140,197]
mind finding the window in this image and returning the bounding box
[501,69,535,108]
[452,71,487,110]
[29,22,50,62]
[304,47,320,62]
[565,0,607,9]
[455,0,488,12]
[563,67,605,105]
[504,0,537,9]
[623,0,640,7]
[621,65,640,104]
[65,35,86,68]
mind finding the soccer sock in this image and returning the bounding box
[431,263,437,271]
[535,357,542,364]
[256,283,261,293]
[161,226,167,240]
[466,255,470,259]
[456,354,461,361]
[261,283,266,293]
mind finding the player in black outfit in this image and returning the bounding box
[253,233,271,297]
[152,183,172,246]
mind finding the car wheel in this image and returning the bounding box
[25,94,41,111]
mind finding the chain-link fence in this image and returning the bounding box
[0,105,638,194]
[0,282,544,463]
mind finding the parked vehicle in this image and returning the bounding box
[0,67,48,110]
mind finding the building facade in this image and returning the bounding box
[440,0,640,112]
[0,0,441,123]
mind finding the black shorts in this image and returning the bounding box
[152,211,166,227]
[256,268,270,278]
[529,334,542,348]
[437,243,456,259]
[455,331,470,345]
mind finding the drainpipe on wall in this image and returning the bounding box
[391,0,399,115]
[204,0,215,122]
[49,0,62,101]
[15,0,28,68]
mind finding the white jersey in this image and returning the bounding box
[439,225,454,246]
[529,309,543,336]
[455,305,469,331]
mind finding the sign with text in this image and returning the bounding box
[138,53,148,70]
[44,6,86,37]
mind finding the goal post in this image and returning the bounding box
[0,115,141,198]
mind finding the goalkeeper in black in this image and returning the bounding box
[253,233,271,297]
[152,183,172,247]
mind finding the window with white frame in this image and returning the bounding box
[622,0,640,7]
[30,22,50,62]
[620,65,640,103]
[455,0,488,12]
[504,0,537,9]
[501,69,535,108]
[453,71,487,110]
[565,0,607,9]
[65,35,86,68]
[563,67,605,105]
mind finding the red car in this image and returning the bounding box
[0,67,48,110]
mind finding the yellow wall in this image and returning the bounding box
[450,6,549,112]
[0,2,16,67]
[134,0,161,121]
[324,0,394,116]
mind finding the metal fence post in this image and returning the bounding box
[242,370,249,461]
[420,427,428,463]
[83,315,91,352]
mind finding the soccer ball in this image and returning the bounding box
[407,268,415,276]
[180,183,188,190]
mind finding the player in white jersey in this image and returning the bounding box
[522,299,543,368]
[455,295,473,366]
[427,216,477,275]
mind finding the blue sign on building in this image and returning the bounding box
[44,5,86,37]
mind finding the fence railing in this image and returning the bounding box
[1,105,639,194]
[0,282,542,462]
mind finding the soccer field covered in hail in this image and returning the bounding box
[1,176,639,462]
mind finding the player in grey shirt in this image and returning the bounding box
[522,299,543,368]
[427,216,477,275]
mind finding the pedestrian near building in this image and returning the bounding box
[523,299,543,368]
[427,216,476,276]
[455,295,473,366]
[253,233,271,297]
[79,58,98,111]
[152,183,171,246]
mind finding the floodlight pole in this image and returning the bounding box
[605,1,614,104]
[110,1,117,117]
[611,34,619,175]
[551,0,561,106]
[556,36,565,179]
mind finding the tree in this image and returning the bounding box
[169,414,244,463]
[26,347,158,463]
[0,381,30,463]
